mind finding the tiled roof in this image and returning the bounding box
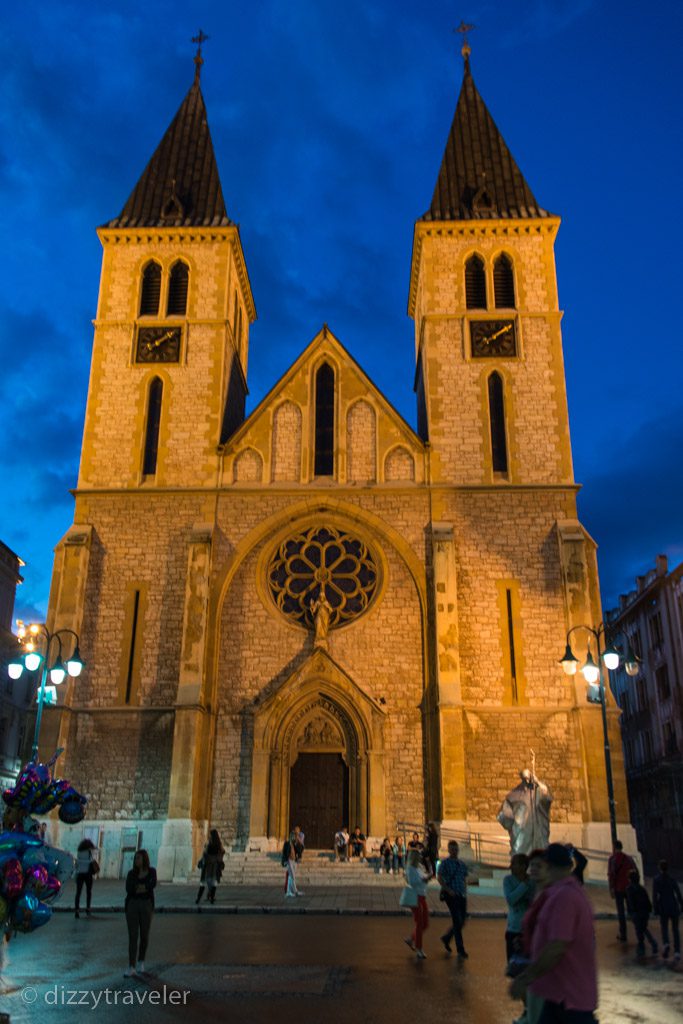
[423,60,551,221]
[105,79,231,228]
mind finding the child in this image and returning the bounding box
[379,837,392,874]
[626,869,658,958]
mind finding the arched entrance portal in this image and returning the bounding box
[249,651,387,845]
[289,711,350,846]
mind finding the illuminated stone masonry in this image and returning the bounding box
[42,54,636,880]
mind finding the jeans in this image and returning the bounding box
[442,893,467,954]
[75,872,92,911]
[660,913,680,954]
[125,899,153,966]
[393,854,403,873]
[632,913,657,954]
[410,895,429,950]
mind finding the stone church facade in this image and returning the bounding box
[42,52,633,878]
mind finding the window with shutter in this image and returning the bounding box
[166,261,188,315]
[465,254,486,309]
[139,262,161,316]
[493,254,515,308]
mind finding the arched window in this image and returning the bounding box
[493,254,515,308]
[143,377,163,476]
[465,254,486,309]
[488,372,508,474]
[166,261,188,315]
[314,363,335,476]
[139,261,161,316]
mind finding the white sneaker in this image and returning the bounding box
[123,967,138,977]
[378,868,383,874]
[389,868,393,874]
[136,961,145,973]
[284,892,296,898]
[296,891,304,896]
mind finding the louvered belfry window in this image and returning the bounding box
[494,254,515,308]
[143,377,163,476]
[166,261,189,315]
[488,372,508,473]
[465,255,487,309]
[139,262,161,316]
[314,363,335,476]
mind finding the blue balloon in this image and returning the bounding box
[13,892,52,933]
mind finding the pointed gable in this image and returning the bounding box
[105,79,230,228]
[424,60,550,221]
[224,326,424,486]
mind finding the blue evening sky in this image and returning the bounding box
[1,0,682,623]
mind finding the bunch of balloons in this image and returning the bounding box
[2,759,87,825]
[0,831,73,934]
[0,754,85,935]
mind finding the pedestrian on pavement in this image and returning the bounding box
[74,837,99,919]
[607,839,635,943]
[282,831,302,897]
[515,849,552,1024]
[403,847,430,959]
[437,840,469,959]
[196,828,224,905]
[124,849,157,977]
[504,853,533,962]
[424,821,440,877]
[568,845,588,885]
[626,869,658,959]
[510,843,598,1023]
[335,826,349,862]
[652,859,683,961]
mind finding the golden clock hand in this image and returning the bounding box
[145,330,174,352]
[481,323,512,345]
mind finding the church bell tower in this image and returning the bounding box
[79,47,255,492]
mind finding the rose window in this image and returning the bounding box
[268,526,379,629]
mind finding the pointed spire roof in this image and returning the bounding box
[105,77,231,228]
[423,57,551,221]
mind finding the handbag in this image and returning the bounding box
[399,885,419,908]
[197,856,205,870]
[90,860,100,875]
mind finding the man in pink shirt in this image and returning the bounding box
[510,843,597,1023]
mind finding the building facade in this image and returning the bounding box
[40,51,634,879]
[0,540,30,789]
[607,555,683,868]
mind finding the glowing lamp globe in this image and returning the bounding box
[24,651,43,672]
[582,650,600,685]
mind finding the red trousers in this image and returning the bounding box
[411,896,429,949]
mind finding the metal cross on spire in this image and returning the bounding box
[454,20,476,69]
[192,29,209,82]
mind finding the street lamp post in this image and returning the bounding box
[7,622,84,760]
[559,624,639,848]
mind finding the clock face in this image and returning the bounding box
[135,326,182,364]
[470,319,517,358]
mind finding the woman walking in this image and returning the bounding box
[124,849,157,977]
[282,831,302,897]
[74,838,98,918]
[196,829,225,905]
[404,848,430,959]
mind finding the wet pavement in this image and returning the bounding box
[1,915,681,1023]
[45,876,620,917]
